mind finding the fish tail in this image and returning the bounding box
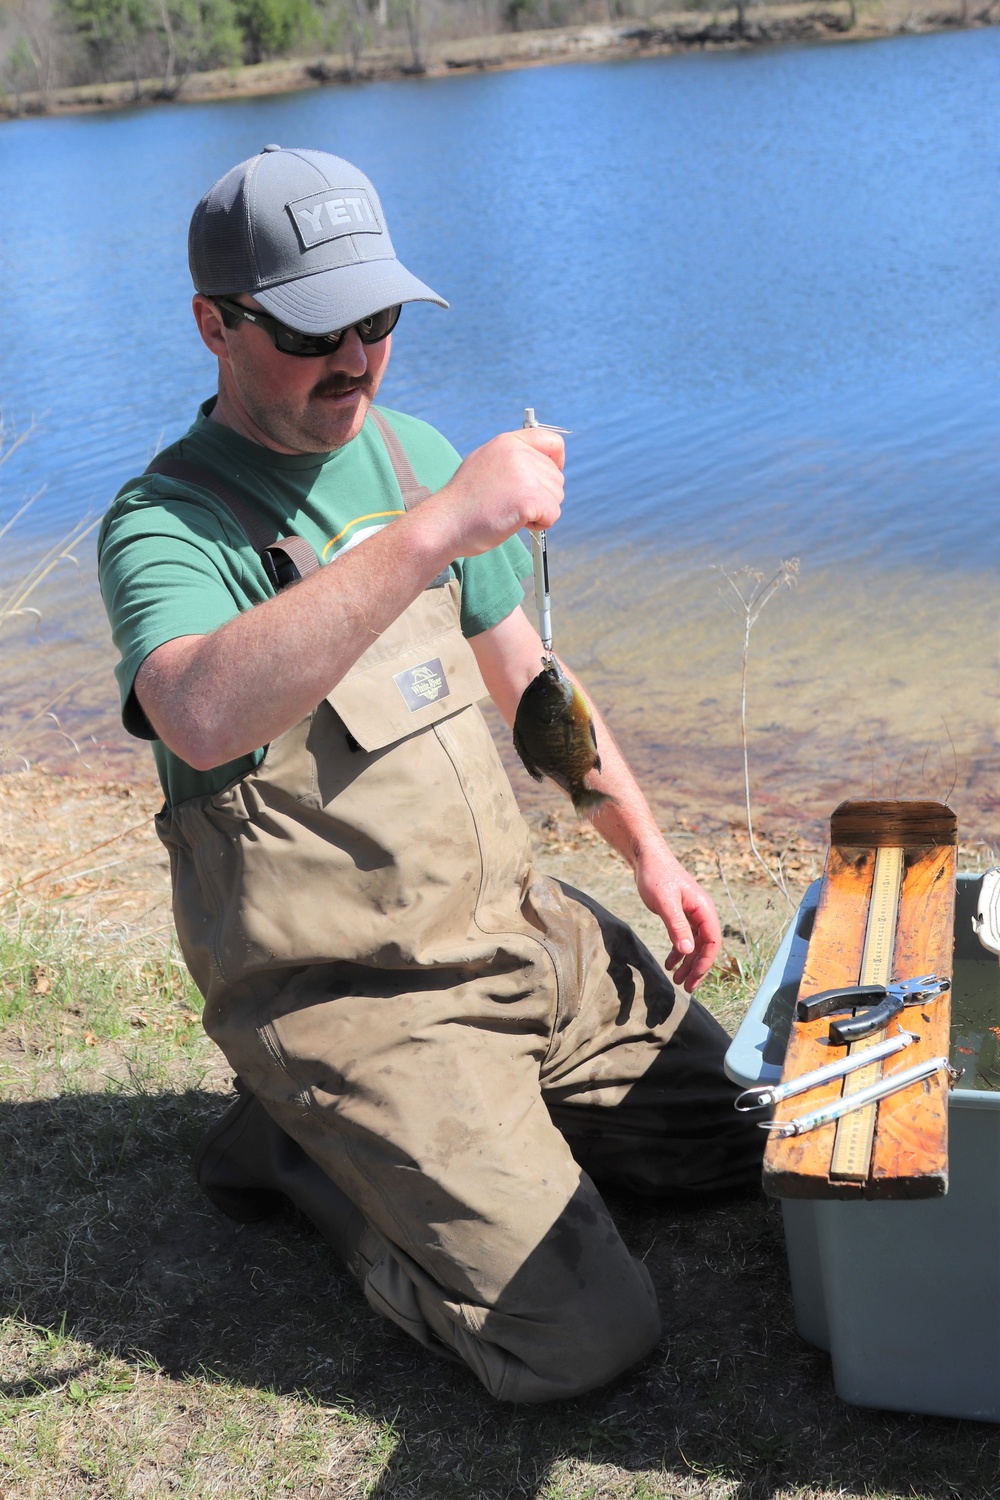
[570,788,614,815]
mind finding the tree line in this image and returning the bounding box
[0,0,659,106]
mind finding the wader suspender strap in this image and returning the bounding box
[367,408,451,587]
[143,455,321,591]
[368,408,433,508]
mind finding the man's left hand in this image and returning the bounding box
[634,844,722,992]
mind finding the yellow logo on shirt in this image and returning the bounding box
[321,510,404,560]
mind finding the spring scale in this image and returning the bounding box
[522,407,569,658]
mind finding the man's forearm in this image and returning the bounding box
[137,502,455,769]
[474,605,662,864]
[575,700,665,868]
[578,691,721,986]
[473,605,720,987]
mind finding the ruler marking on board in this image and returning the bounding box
[830,845,905,1182]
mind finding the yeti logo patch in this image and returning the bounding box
[394,659,450,711]
[287,189,381,250]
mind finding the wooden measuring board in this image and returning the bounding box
[762,800,957,1201]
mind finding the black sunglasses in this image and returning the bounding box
[214,297,401,357]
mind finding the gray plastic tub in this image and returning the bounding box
[725,873,1000,1421]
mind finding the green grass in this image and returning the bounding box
[0,914,210,1101]
[692,923,783,1039]
[4,911,1000,1499]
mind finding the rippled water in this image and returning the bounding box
[1,32,999,836]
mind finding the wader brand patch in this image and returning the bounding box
[394,659,450,711]
[287,189,381,251]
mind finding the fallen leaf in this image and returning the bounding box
[84,1030,98,1046]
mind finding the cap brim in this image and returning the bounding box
[254,258,447,334]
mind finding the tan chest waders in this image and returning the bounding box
[149,411,761,1402]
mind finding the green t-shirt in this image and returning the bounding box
[98,401,532,806]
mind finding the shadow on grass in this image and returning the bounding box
[2,1088,999,1500]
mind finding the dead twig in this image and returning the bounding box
[940,717,959,804]
[0,411,38,472]
[0,513,99,630]
[0,820,151,904]
[715,849,750,955]
[714,559,799,904]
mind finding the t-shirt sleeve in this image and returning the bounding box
[97,483,259,738]
[380,408,533,637]
[452,537,532,637]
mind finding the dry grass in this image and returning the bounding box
[3,774,1000,1498]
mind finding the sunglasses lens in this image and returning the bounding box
[357,306,401,343]
[232,302,402,356]
[272,325,334,356]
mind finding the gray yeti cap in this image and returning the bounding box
[189,144,448,335]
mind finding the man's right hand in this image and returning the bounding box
[424,428,566,558]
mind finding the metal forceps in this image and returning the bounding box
[759,1055,962,1138]
[734,1030,917,1113]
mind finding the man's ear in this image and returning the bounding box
[193,294,229,359]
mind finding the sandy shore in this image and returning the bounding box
[3,0,996,120]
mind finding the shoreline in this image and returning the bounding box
[3,0,996,120]
[4,550,1000,857]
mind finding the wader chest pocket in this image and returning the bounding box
[327,631,488,754]
[322,579,489,752]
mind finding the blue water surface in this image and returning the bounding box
[1,28,999,574]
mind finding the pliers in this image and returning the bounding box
[795,973,950,1045]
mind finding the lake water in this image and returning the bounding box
[1,31,999,842]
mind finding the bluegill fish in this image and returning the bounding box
[512,658,612,814]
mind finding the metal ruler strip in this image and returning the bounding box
[830,844,904,1181]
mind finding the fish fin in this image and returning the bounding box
[512,726,544,782]
[570,788,614,815]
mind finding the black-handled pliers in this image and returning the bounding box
[795,973,950,1045]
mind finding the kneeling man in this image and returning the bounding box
[98,145,761,1403]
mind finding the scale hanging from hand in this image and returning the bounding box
[522,406,569,659]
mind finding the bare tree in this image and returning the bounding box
[400,0,421,65]
[156,0,176,87]
[154,0,240,95]
[1,0,61,109]
[341,0,368,73]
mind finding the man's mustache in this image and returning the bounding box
[310,371,376,400]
